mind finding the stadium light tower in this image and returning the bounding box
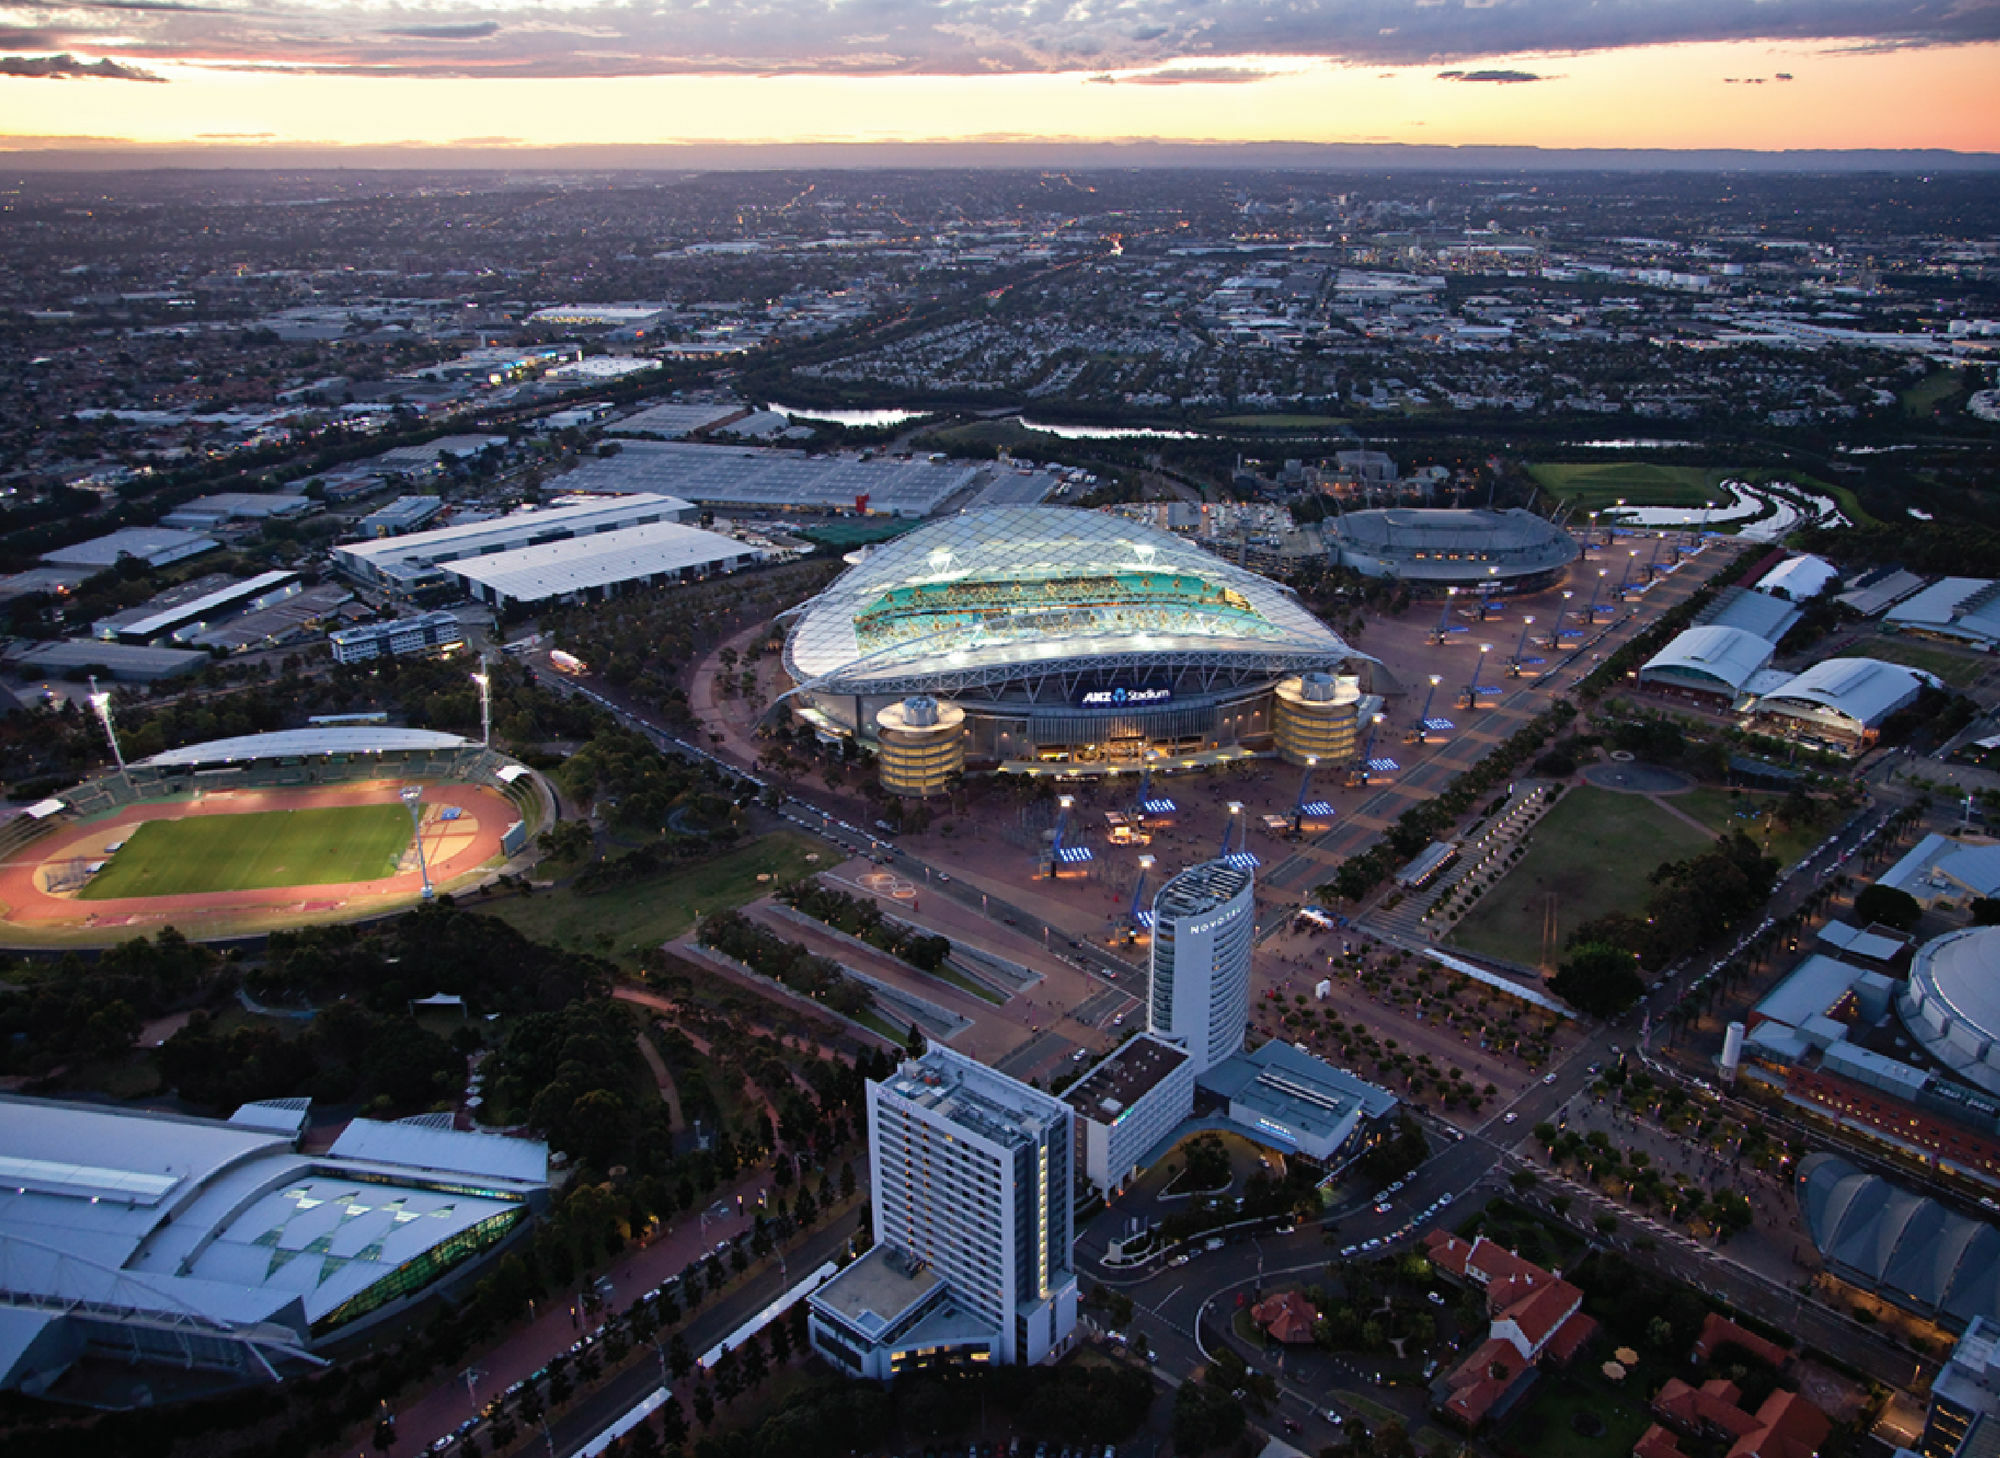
[1509,615,1536,677]
[1416,675,1442,743]
[1461,644,1491,711]
[471,660,493,748]
[87,675,128,782]
[1585,567,1609,622]
[1545,591,1573,650]
[401,785,435,900]
[1357,712,1386,786]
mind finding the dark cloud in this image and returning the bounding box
[10,0,1997,82]
[1092,65,1273,85]
[0,52,165,81]
[381,21,500,40]
[1437,68,1544,84]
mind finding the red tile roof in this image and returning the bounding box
[1635,1425,1691,1458]
[1694,1313,1791,1370]
[1440,1336,1531,1427]
[1251,1291,1319,1346]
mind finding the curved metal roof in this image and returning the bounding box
[784,506,1362,697]
[137,727,471,768]
[1328,507,1577,564]
[1904,927,2000,1092]
[1638,624,1775,693]
[1800,1153,2000,1325]
[1754,657,1932,729]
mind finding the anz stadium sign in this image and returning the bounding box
[1076,684,1173,708]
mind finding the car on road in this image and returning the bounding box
[1544,1073,1558,1085]
[1503,1112,1518,1124]
[1169,1253,1191,1267]
[1322,1410,1344,1425]
[1374,1202,1392,1215]
[1204,1236,1225,1251]
[1428,1291,1446,1306]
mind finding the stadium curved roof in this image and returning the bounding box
[1799,1153,2000,1326]
[784,507,1362,697]
[1327,508,1578,577]
[1638,624,1775,695]
[1902,927,2000,1095]
[137,727,471,768]
[1754,657,1933,730]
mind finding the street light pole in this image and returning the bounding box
[1509,616,1536,677]
[1462,644,1491,711]
[401,785,435,900]
[1416,675,1442,743]
[1545,591,1573,650]
[87,676,128,784]
[471,660,493,748]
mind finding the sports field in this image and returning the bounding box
[1449,786,1711,967]
[80,804,413,899]
[1527,462,1730,510]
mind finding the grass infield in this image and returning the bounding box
[1448,786,1711,967]
[80,804,413,899]
[1526,461,1730,511]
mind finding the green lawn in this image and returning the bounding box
[1671,787,1821,867]
[1527,462,1732,511]
[81,805,411,899]
[478,829,825,965]
[1499,1371,1654,1458]
[1449,788,1713,967]
[1902,367,1964,418]
[1853,635,1988,688]
[797,518,923,551]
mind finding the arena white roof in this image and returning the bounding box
[1753,657,1933,729]
[1639,624,1776,694]
[1903,927,2000,1094]
[785,506,1363,696]
[136,726,470,767]
[1756,554,1839,601]
[443,520,765,606]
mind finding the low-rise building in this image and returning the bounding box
[1638,624,1777,708]
[1887,578,2000,650]
[1916,1315,2000,1457]
[329,611,467,664]
[1062,1034,1194,1198]
[1746,658,1933,756]
[42,527,218,571]
[1424,1232,1597,1430]
[1197,1040,1398,1163]
[358,495,444,538]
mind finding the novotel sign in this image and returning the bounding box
[1076,685,1173,709]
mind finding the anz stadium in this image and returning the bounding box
[781,507,1371,791]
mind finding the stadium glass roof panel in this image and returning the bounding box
[785,507,1362,693]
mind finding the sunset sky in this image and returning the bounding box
[4,0,1998,153]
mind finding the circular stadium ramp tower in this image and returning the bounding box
[782,507,1370,777]
[1327,507,1580,596]
[875,696,966,798]
[1272,672,1364,768]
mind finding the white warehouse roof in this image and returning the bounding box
[1639,624,1776,695]
[1754,657,1933,730]
[444,520,766,606]
[137,726,470,767]
[334,493,694,574]
[1756,554,1839,601]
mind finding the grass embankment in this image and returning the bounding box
[479,830,825,966]
[82,804,411,899]
[1449,787,1711,967]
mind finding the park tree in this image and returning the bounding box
[1854,883,1923,932]
[1552,942,1645,1018]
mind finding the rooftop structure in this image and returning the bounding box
[160,494,313,532]
[1198,1040,1399,1162]
[554,439,977,517]
[3,639,208,682]
[1798,1153,2000,1331]
[1638,624,1777,702]
[1754,554,1839,602]
[1748,658,1933,756]
[1326,507,1578,593]
[92,570,301,647]
[42,528,218,571]
[331,493,696,593]
[606,402,745,438]
[357,496,444,538]
[442,520,768,609]
[1919,1315,2000,1458]
[1878,834,2000,908]
[1836,567,1927,619]
[1902,929,2000,1098]
[1698,584,1802,645]
[1887,578,2000,649]
[0,1095,547,1404]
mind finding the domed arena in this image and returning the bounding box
[1326,507,1580,594]
[1900,927,2000,1096]
[780,506,1371,775]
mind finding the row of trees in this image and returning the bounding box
[696,909,873,1017]
[777,878,953,972]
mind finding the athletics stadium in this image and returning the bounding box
[0,727,544,946]
[1327,507,1580,595]
[780,507,1372,791]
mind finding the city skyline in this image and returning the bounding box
[5,1,1999,155]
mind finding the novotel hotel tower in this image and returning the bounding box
[1149,860,1256,1075]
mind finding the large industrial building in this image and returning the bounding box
[1745,657,1934,757]
[332,493,696,595]
[1149,860,1256,1076]
[442,519,768,610]
[1636,624,1777,707]
[808,1047,1076,1379]
[0,1095,548,1404]
[1325,508,1579,595]
[553,439,979,517]
[782,507,1368,778]
[1799,1154,2000,1332]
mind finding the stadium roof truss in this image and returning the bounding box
[785,507,1363,698]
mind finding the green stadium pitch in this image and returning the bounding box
[79,804,414,900]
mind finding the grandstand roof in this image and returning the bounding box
[136,726,470,768]
[1800,1153,2000,1327]
[1639,624,1776,695]
[1753,658,1932,729]
[785,507,1362,697]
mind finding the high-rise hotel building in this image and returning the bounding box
[1149,860,1256,1076]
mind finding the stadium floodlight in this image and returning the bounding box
[1417,675,1443,743]
[86,675,128,780]
[470,662,492,748]
[400,785,435,900]
[1510,616,1536,677]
